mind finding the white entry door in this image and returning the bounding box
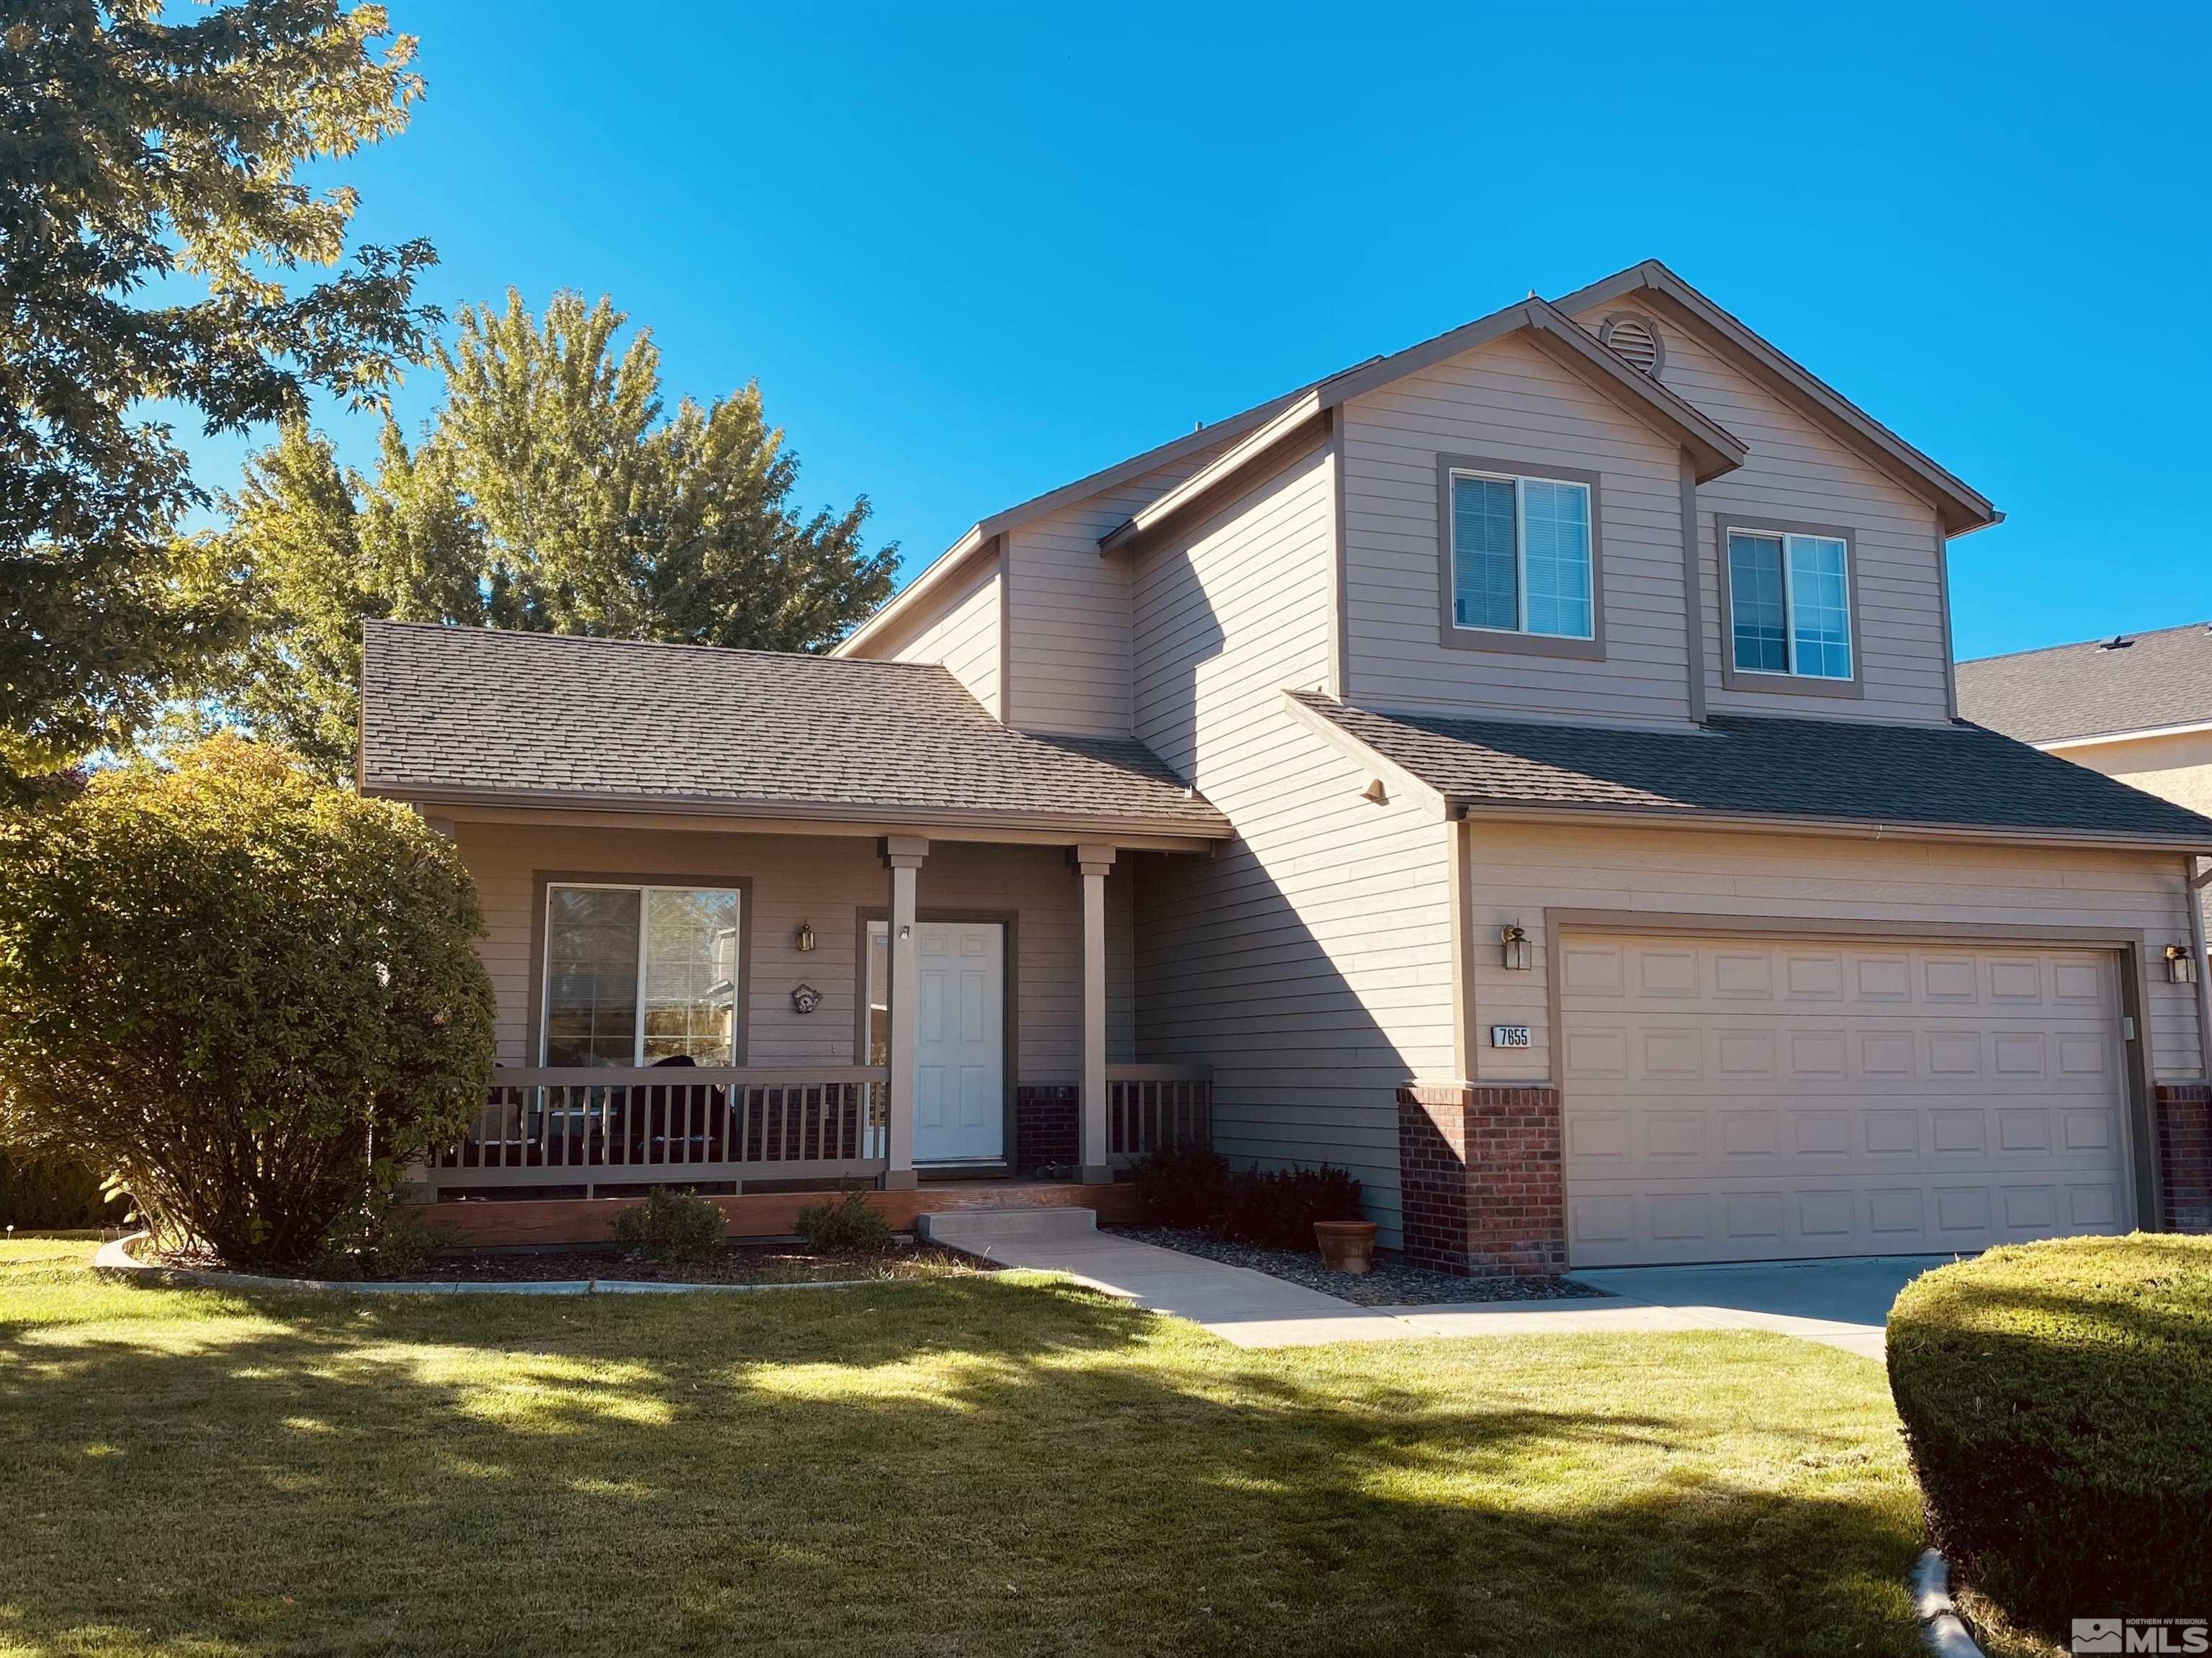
[871,920,1005,1164]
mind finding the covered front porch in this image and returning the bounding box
[412,815,1218,1239]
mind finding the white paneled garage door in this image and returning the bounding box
[1560,933,2134,1268]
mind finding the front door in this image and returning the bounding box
[871,920,1006,1164]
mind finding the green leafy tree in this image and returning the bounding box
[214,290,899,775]
[0,736,495,1267]
[0,0,436,794]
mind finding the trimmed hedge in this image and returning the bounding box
[1887,1234,2212,1640]
[1132,1143,1364,1250]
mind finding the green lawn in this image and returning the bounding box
[1,1238,1943,1657]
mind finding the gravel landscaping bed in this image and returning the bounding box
[150,1238,993,1286]
[1108,1226,1608,1306]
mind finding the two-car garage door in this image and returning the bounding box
[1560,933,2134,1268]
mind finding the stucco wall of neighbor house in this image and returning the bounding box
[1129,434,1459,1249]
[1457,819,2206,1087]
[452,823,1136,1083]
[1563,303,1957,727]
[868,548,1003,719]
[2053,730,2212,820]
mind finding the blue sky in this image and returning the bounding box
[186,0,2212,661]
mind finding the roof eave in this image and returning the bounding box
[1551,260,2000,534]
[1447,797,2212,854]
[359,779,1236,845]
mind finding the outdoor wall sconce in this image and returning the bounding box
[793,920,817,953]
[2165,944,2198,984]
[1500,921,1532,972]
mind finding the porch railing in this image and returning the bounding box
[427,1067,888,1193]
[1107,1064,1213,1164]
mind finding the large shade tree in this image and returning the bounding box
[213,290,900,776]
[0,0,437,796]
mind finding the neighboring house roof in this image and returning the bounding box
[1956,622,2212,746]
[1551,260,2000,535]
[1289,692,2212,848]
[1099,297,1749,556]
[359,621,1231,838]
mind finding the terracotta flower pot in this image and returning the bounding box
[1313,1219,1377,1274]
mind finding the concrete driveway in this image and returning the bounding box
[1565,1255,1966,1361]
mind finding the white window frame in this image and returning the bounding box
[1726,528,1855,681]
[539,881,741,1067]
[1447,467,1596,641]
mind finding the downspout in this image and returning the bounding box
[2190,856,2212,1081]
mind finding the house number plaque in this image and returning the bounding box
[1488,1025,1532,1049]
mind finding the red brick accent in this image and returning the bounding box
[1395,1082,1567,1278]
[1015,1084,1079,1175]
[2155,1083,2212,1234]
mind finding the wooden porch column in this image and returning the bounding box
[1075,843,1116,1183]
[881,835,929,1191]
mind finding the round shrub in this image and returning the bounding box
[613,1187,727,1263]
[793,1188,892,1255]
[1887,1234,2212,1640]
[0,737,495,1268]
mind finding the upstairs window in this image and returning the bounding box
[1448,469,1594,640]
[1727,528,1853,681]
[541,883,740,1067]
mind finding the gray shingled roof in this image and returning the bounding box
[359,622,1230,834]
[1956,622,2212,745]
[1292,692,2212,846]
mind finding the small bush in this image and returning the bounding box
[613,1188,727,1263]
[0,1147,129,1230]
[0,738,495,1268]
[315,1198,448,1281]
[1221,1163,1364,1251]
[795,1188,893,1255]
[1132,1141,1233,1229]
[1887,1234,2212,1641]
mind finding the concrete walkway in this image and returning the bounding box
[919,1209,1951,1354]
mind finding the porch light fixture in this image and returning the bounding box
[2166,943,2198,985]
[794,921,817,954]
[1499,921,1532,972]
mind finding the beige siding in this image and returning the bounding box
[1004,448,1228,737]
[1457,820,2206,1087]
[848,548,1002,719]
[1570,306,1955,725]
[1132,439,1457,1246]
[454,823,1133,1082]
[1339,332,1694,725]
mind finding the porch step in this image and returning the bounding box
[915,1206,1100,1248]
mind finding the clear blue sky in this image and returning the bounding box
[185,0,2212,661]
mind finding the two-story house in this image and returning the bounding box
[359,260,2212,1265]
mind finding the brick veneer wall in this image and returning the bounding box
[1395,1083,1566,1278]
[2156,1083,2212,1234]
[1016,1084,1079,1175]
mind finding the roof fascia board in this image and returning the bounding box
[1452,799,2212,853]
[2041,720,2212,752]
[1100,395,1328,556]
[1552,261,2000,534]
[361,784,1234,846]
[835,390,1300,657]
[1100,300,1750,554]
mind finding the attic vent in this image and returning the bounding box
[1599,312,1664,377]
[2098,635,2134,651]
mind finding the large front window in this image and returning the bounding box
[541,884,739,1066]
[1727,529,1853,681]
[1449,470,1593,640]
